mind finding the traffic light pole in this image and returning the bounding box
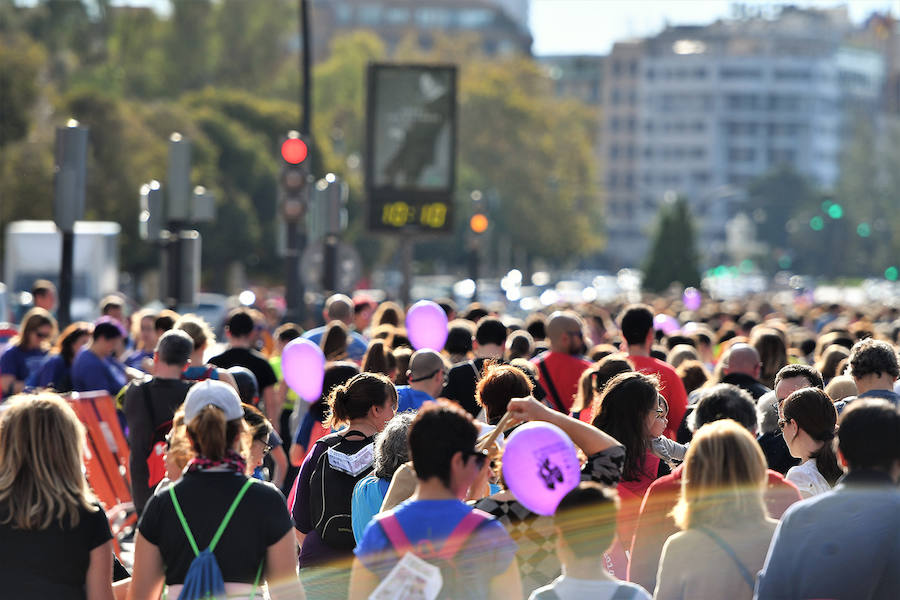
[284,0,312,325]
[58,231,74,327]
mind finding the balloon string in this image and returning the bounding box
[477,411,514,451]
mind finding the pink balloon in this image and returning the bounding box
[683,287,702,311]
[405,300,449,351]
[654,314,680,336]
[501,422,581,516]
[281,338,326,402]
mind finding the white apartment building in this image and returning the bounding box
[602,8,883,268]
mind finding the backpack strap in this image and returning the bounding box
[169,478,256,556]
[696,526,755,590]
[536,359,566,413]
[379,513,414,556]
[434,509,491,561]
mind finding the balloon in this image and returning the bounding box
[501,422,581,516]
[405,300,449,351]
[654,314,680,336]
[683,287,702,311]
[281,338,326,402]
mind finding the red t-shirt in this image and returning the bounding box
[531,351,592,412]
[628,354,688,440]
[627,464,801,592]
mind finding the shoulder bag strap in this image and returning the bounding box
[537,360,566,413]
[696,526,755,590]
[436,509,491,561]
[379,513,414,557]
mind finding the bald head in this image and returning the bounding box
[324,294,353,324]
[546,311,585,354]
[407,349,447,397]
[724,343,761,377]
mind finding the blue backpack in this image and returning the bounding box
[168,478,263,600]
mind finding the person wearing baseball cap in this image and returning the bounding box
[129,378,304,599]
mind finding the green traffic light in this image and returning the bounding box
[857,223,871,237]
[810,216,824,231]
[886,267,899,281]
[827,204,843,219]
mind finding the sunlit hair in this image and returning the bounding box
[321,320,349,361]
[52,321,93,365]
[186,406,248,461]
[673,419,767,530]
[12,307,57,351]
[476,363,533,424]
[326,372,397,429]
[374,412,414,480]
[165,407,194,475]
[175,313,216,352]
[0,394,97,529]
[372,301,404,329]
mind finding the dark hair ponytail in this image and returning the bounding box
[782,387,842,486]
[326,372,397,429]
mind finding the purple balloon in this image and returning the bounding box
[683,287,702,311]
[405,300,449,351]
[654,313,680,336]
[501,422,581,516]
[281,338,326,403]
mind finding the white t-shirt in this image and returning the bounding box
[529,575,652,600]
[785,458,832,499]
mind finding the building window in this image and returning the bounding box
[728,147,756,162]
[416,7,451,27]
[720,67,762,79]
[457,8,492,28]
[384,7,410,24]
[358,4,382,24]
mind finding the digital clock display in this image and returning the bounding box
[380,201,448,229]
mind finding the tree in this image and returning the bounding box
[642,196,701,293]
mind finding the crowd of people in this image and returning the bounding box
[2,280,900,600]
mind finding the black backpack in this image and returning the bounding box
[308,430,375,550]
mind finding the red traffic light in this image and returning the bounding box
[281,138,308,164]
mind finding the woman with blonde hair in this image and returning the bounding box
[654,420,776,600]
[1,307,57,396]
[0,393,114,599]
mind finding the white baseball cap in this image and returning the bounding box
[183,379,244,424]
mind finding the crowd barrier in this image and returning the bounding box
[67,391,136,554]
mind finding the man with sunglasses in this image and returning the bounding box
[350,401,521,600]
[396,349,448,412]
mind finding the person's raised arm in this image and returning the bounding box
[506,396,621,455]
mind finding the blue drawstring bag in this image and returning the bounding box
[168,478,262,600]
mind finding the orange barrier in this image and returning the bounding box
[68,391,136,553]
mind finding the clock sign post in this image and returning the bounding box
[365,63,458,303]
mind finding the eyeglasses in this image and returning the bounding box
[256,439,273,456]
[655,407,667,420]
[462,448,489,469]
[778,419,788,430]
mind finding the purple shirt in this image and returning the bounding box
[290,437,348,568]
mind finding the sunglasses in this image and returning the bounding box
[410,368,447,383]
[463,448,489,469]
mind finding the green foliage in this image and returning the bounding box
[1,1,604,294]
[0,34,45,147]
[642,196,701,293]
